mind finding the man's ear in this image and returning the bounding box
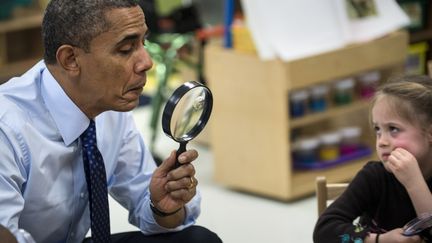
[55,45,80,74]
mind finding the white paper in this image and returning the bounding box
[335,0,410,43]
[241,0,276,60]
[268,0,348,61]
[241,0,409,61]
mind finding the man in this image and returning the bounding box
[0,0,221,242]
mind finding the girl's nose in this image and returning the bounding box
[377,133,390,147]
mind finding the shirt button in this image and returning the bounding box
[80,192,85,198]
[71,232,75,237]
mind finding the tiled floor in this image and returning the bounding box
[108,106,317,243]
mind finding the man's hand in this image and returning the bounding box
[149,149,199,226]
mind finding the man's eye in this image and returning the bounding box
[119,48,132,54]
[119,44,134,54]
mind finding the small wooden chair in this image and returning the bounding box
[316,176,349,216]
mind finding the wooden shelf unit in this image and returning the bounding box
[205,31,408,201]
[0,9,43,82]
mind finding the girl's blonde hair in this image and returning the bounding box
[372,75,432,130]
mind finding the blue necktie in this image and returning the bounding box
[81,120,111,243]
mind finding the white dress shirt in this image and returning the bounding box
[0,61,201,243]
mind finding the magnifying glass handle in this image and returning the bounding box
[175,142,187,168]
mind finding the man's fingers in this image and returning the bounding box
[157,150,176,172]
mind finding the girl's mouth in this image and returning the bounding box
[381,153,390,161]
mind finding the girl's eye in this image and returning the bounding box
[373,126,381,136]
[390,126,399,133]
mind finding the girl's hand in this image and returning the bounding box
[387,148,423,189]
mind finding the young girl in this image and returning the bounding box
[313,75,432,243]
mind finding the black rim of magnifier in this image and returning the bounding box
[162,81,213,143]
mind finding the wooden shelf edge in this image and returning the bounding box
[290,99,371,129]
[289,154,376,199]
[0,10,43,33]
[0,58,40,81]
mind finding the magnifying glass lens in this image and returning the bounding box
[171,88,208,141]
[161,81,213,169]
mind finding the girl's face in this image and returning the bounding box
[372,96,432,172]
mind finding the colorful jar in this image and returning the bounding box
[334,78,355,105]
[290,90,309,118]
[319,132,341,162]
[309,84,329,112]
[293,137,320,164]
[357,71,380,99]
[339,126,362,155]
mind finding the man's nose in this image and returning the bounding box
[135,46,153,73]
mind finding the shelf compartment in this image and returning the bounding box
[0,8,43,83]
[290,99,371,129]
[290,154,377,199]
[0,57,40,82]
[0,9,43,34]
[205,31,407,201]
[293,146,372,170]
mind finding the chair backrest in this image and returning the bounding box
[316,176,349,216]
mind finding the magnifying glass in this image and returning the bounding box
[162,81,213,168]
[403,212,432,236]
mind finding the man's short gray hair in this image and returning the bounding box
[42,0,140,64]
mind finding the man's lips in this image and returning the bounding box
[128,82,145,92]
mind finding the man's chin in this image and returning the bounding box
[115,99,139,112]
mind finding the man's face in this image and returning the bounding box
[76,6,153,114]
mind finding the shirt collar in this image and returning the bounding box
[41,66,89,146]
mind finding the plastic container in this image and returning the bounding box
[318,132,341,162]
[406,42,429,75]
[334,78,355,105]
[309,84,329,112]
[292,137,320,164]
[339,126,362,155]
[290,90,309,118]
[357,71,380,99]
